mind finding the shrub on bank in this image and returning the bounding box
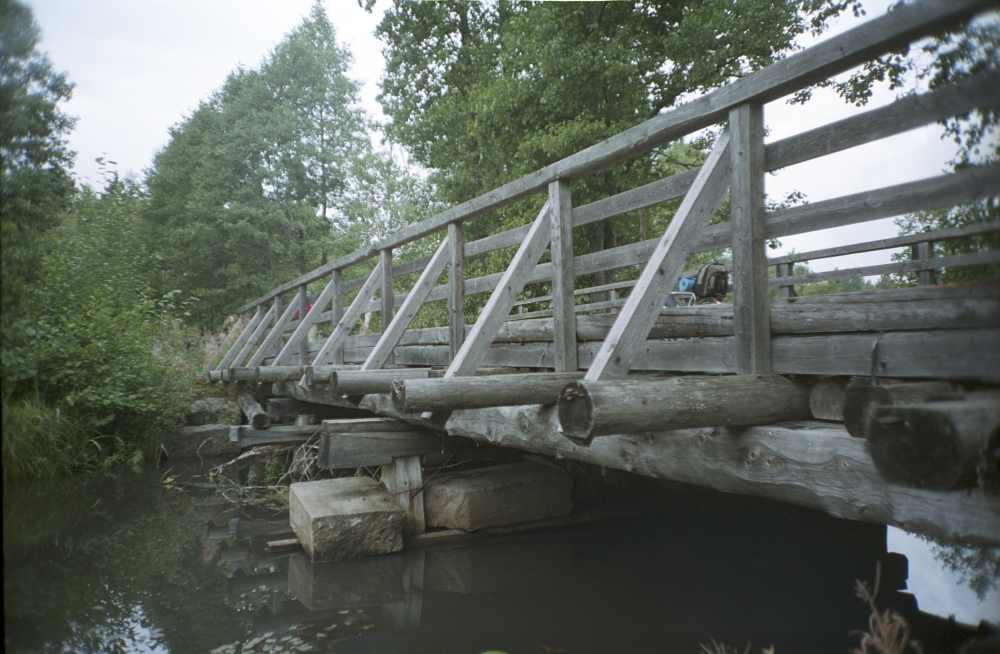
[2,182,198,479]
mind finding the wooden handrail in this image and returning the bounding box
[236,0,989,313]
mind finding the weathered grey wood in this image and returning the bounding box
[572,169,699,227]
[320,431,443,469]
[393,373,584,412]
[382,456,426,535]
[239,0,991,313]
[335,368,433,396]
[322,418,421,434]
[843,379,962,439]
[778,284,1000,305]
[766,162,1000,241]
[730,104,770,374]
[230,424,317,447]
[446,201,552,378]
[912,240,937,286]
[247,293,302,368]
[364,240,450,371]
[380,249,394,325]
[271,381,362,410]
[330,269,344,365]
[548,180,577,372]
[444,407,1000,547]
[558,374,811,444]
[770,220,1000,265]
[448,222,466,361]
[766,71,1000,171]
[312,264,382,365]
[334,294,998,345]
[585,131,731,380]
[238,392,272,430]
[869,394,1000,489]
[227,366,337,384]
[216,306,263,370]
[275,276,338,365]
[771,249,1000,287]
[232,303,278,369]
[296,285,309,365]
[809,378,848,421]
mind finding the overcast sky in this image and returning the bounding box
[27,0,964,270]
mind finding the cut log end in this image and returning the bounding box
[557,383,596,445]
[868,409,965,489]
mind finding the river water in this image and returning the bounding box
[4,464,998,653]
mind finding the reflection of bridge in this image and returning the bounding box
[208,0,1000,547]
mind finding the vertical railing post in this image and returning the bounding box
[380,249,394,366]
[330,269,344,365]
[296,284,308,365]
[447,222,465,361]
[777,262,797,299]
[730,103,770,374]
[549,179,577,371]
[912,240,936,286]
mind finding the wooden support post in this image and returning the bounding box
[382,456,426,535]
[776,262,797,299]
[549,179,578,372]
[843,379,962,439]
[247,293,301,368]
[730,103,770,374]
[232,303,277,369]
[448,222,465,361]
[558,374,810,444]
[911,240,937,286]
[330,269,344,365]
[312,264,382,365]
[296,285,308,365]
[364,239,449,371]
[584,132,731,381]
[381,248,394,366]
[393,372,583,413]
[238,392,271,429]
[216,306,263,370]
[869,393,1000,489]
[446,201,552,378]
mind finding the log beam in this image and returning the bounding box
[444,406,1000,547]
[393,373,584,413]
[238,392,271,430]
[558,374,810,445]
[843,379,962,439]
[868,394,1000,489]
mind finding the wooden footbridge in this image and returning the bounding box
[208,0,1000,547]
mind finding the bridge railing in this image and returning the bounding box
[211,0,1000,385]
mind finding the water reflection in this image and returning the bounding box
[4,468,997,653]
[887,528,1000,627]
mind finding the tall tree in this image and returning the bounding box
[375,0,858,207]
[0,0,76,376]
[145,2,375,326]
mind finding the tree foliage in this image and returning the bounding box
[145,1,435,328]
[1,0,76,367]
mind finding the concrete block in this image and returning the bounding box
[424,461,573,531]
[289,477,404,561]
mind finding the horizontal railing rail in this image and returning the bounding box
[209,0,999,390]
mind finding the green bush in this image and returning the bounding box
[2,181,197,479]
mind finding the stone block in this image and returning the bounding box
[289,477,404,561]
[424,461,573,531]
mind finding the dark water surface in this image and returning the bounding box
[4,465,997,653]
